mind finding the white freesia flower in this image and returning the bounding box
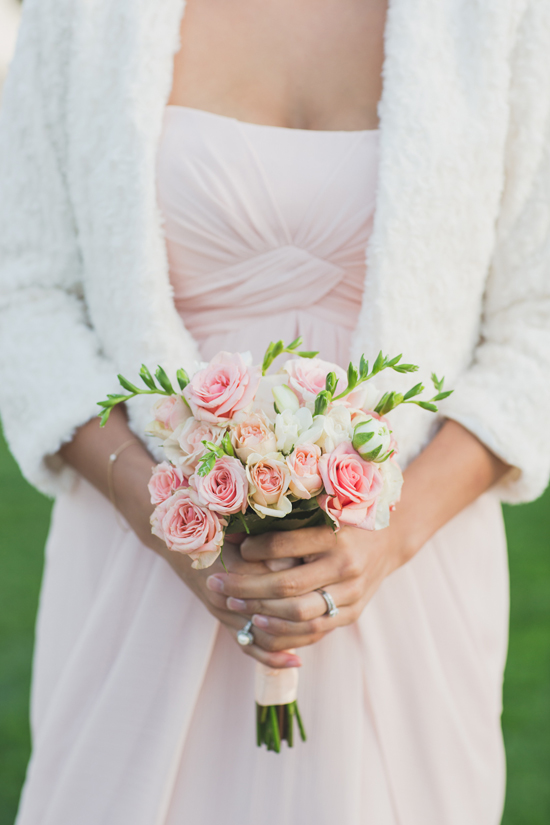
[316,405,353,453]
[272,384,300,414]
[275,407,314,454]
[252,374,289,421]
[374,460,404,530]
[352,416,392,462]
[343,381,381,412]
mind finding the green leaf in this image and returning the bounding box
[387,353,403,367]
[374,392,390,415]
[347,362,358,390]
[359,355,369,379]
[403,382,424,401]
[325,371,338,396]
[360,444,383,461]
[296,351,319,359]
[372,350,385,374]
[176,368,190,391]
[222,432,235,457]
[117,374,139,393]
[99,408,111,427]
[286,336,303,351]
[392,363,419,374]
[353,430,375,447]
[416,401,438,412]
[197,452,216,477]
[139,364,156,390]
[431,373,444,393]
[155,366,175,394]
[433,390,453,401]
[314,390,330,417]
[202,439,225,458]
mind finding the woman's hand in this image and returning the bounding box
[150,533,304,670]
[204,523,407,653]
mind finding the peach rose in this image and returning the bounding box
[183,352,261,423]
[148,461,188,504]
[163,418,225,476]
[191,456,248,515]
[230,411,277,462]
[318,442,383,530]
[286,443,323,499]
[283,358,346,405]
[150,488,226,569]
[145,395,189,440]
[246,452,292,518]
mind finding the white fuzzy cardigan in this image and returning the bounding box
[0,0,549,503]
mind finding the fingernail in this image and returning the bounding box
[206,575,224,593]
[284,655,302,667]
[252,614,269,628]
[227,597,247,612]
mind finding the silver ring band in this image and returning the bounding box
[237,619,254,646]
[316,589,339,618]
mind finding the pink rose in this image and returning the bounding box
[318,442,383,530]
[286,443,323,499]
[184,352,261,423]
[163,418,225,476]
[145,395,189,439]
[150,488,226,569]
[191,456,248,515]
[231,411,277,462]
[148,461,188,504]
[283,358,347,404]
[246,452,292,518]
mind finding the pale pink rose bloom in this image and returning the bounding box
[246,452,292,518]
[191,456,248,515]
[283,358,347,405]
[230,411,277,462]
[183,352,261,423]
[318,442,383,530]
[145,395,189,439]
[163,419,225,476]
[286,443,323,499]
[150,488,226,569]
[147,461,188,504]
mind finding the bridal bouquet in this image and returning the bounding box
[98,338,452,752]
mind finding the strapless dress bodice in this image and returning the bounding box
[156,106,379,364]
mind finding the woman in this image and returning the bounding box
[1,0,549,822]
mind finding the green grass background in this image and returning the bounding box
[0,428,548,824]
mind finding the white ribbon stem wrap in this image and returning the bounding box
[255,660,299,706]
[254,555,300,705]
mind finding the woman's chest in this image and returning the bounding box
[169,0,388,131]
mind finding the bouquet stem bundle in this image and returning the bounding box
[256,701,306,752]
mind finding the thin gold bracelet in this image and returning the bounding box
[107,438,140,527]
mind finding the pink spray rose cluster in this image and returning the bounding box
[136,346,418,568]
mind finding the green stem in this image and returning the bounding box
[269,705,281,753]
[294,701,307,742]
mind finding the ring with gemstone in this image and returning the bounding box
[237,619,254,646]
[316,588,339,618]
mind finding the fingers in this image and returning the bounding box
[240,525,336,563]
[224,579,361,622]
[207,555,340,601]
[249,605,359,650]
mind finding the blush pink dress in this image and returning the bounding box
[15,106,509,825]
